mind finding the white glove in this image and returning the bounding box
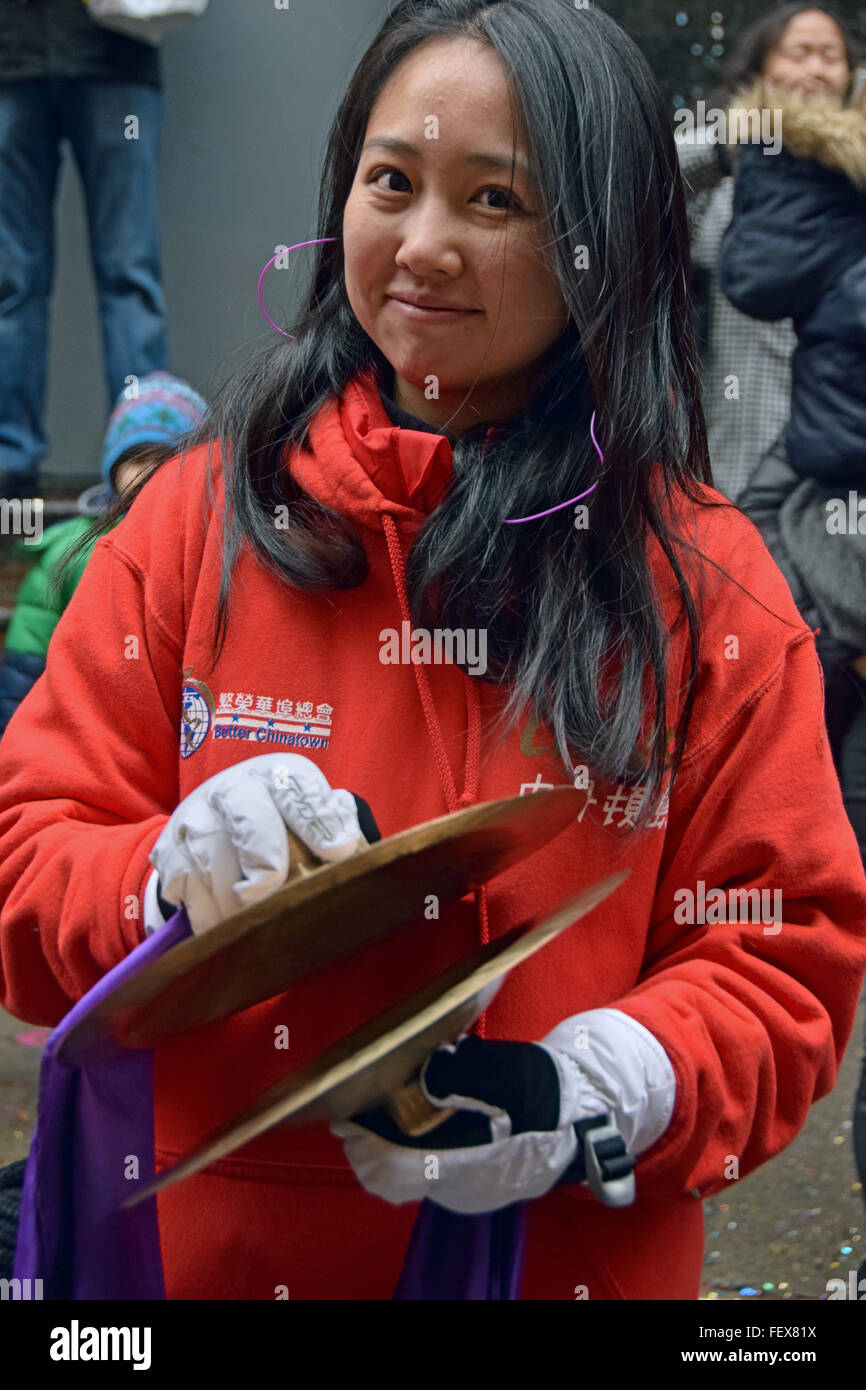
[332,1009,676,1214]
[146,753,372,935]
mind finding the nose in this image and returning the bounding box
[395,201,463,279]
[804,55,829,79]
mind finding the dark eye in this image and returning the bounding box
[370,167,412,193]
[476,186,523,212]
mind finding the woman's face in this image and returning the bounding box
[342,37,568,434]
[762,10,850,100]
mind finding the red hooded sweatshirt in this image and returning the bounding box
[1,370,865,1301]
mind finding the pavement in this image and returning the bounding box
[700,984,866,1301]
[1,986,864,1300]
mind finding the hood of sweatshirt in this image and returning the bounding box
[294,369,458,532]
[285,368,498,963]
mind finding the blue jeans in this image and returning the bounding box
[0,80,167,484]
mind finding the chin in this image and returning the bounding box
[383,344,460,393]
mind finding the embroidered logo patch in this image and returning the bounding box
[212,691,334,751]
[177,669,335,761]
[180,670,215,759]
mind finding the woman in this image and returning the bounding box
[1,0,865,1301]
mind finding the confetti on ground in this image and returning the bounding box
[699,993,866,1301]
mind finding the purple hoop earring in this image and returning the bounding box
[258,237,339,338]
[503,411,603,524]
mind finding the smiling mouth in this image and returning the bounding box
[387,295,481,319]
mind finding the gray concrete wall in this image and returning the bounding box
[42,0,386,486]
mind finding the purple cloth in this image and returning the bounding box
[393,1200,528,1300]
[14,910,192,1300]
[13,903,525,1300]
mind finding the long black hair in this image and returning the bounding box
[93,0,723,829]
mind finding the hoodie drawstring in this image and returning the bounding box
[381,514,490,1035]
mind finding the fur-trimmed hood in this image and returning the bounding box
[727,81,866,189]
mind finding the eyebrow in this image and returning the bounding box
[785,39,845,52]
[361,135,530,176]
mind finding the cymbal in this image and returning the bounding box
[125,868,629,1207]
[58,787,583,1060]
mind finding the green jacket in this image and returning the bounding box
[6,517,100,658]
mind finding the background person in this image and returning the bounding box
[0,372,207,734]
[675,4,857,503]
[0,0,169,498]
[720,74,866,859]
[720,63,866,1257]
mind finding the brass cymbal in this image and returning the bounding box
[125,868,629,1207]
[58,787,583,1059]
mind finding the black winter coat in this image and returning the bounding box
[0,0,160,87]
[720,84,866,488]
[0,651,45,739]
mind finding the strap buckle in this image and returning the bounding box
[575,1113,636,1208]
